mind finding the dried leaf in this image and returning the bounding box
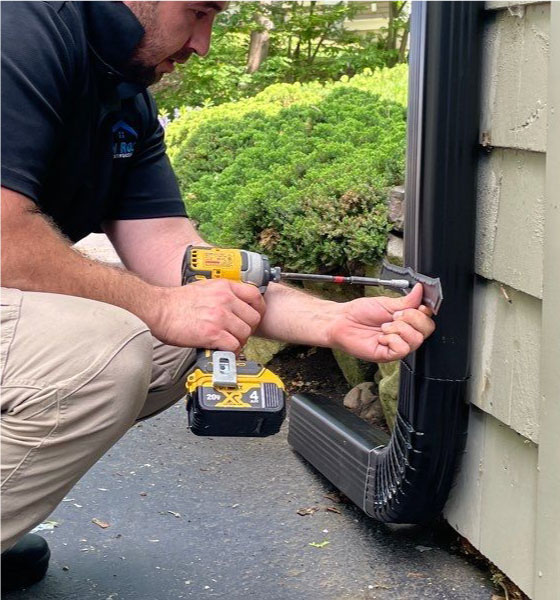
[368,583,392,590]
[297,506,319,516]
[309,540,330,548]
[325,506,341,514]
[323,491,352,504]
[92,518,110,529]
[324,493,342,504]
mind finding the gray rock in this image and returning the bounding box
[388,185,405,232]
[343,382,386,426]
[386,233,404,267]
[360,399,385,425]
[343,381,376,412]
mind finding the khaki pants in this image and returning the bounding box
[0,288,195,552]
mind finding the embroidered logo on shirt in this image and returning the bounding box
[112,120,137,158]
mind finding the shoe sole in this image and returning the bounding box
[1,547,50,592]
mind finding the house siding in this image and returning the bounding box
[445,2,559,598]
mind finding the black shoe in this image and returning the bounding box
[1,533,50,592]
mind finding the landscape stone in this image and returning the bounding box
[377,361,400,430]
[332,348,377,388]
[388,185,405,232]
[244,337,288,365]
[343,382,385,427]
[343,381,376,412]
[386,233,404,266]
[360,399,385,425]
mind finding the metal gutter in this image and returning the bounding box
[288,1,483,523]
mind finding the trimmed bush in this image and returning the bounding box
[166,66,408,273]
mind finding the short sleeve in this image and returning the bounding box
[1,2,77,203]
[108,92,187,221]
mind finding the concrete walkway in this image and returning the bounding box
[6,402,495,600]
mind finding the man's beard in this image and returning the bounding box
[120,57,161,87]
[121,1,164,87]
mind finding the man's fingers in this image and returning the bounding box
[231,298,262,332]
[207,314,251,352]
[391,307,436,339]
[213,331,243,354]
[225,314,253,346]
[381,319,425,352]
[229,281,266,316]
[419,304,433,317]
[377,333,410,358]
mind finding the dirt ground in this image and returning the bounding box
[267,345,351,403]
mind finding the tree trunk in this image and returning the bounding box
[387,2,396,51]
[246,1,274,74]
[397,24,409,63]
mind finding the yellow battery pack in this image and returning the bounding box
[186,352,286,437]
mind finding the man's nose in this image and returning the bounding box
[190,18,214,57]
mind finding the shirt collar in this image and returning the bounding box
[81,1,146,85]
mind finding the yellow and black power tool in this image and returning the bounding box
[182,246,286,438]
[181,245,444,438]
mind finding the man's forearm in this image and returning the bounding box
[256,282,341,347]
[1,192,162,327]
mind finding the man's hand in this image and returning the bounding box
[152,279,266,353]
[326,284,436,363]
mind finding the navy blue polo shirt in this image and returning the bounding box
[1,1,187,243]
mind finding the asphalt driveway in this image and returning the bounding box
[5,401,495,600]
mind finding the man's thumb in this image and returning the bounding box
[393,283,423,312]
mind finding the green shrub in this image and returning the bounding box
[167,66,408,273]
